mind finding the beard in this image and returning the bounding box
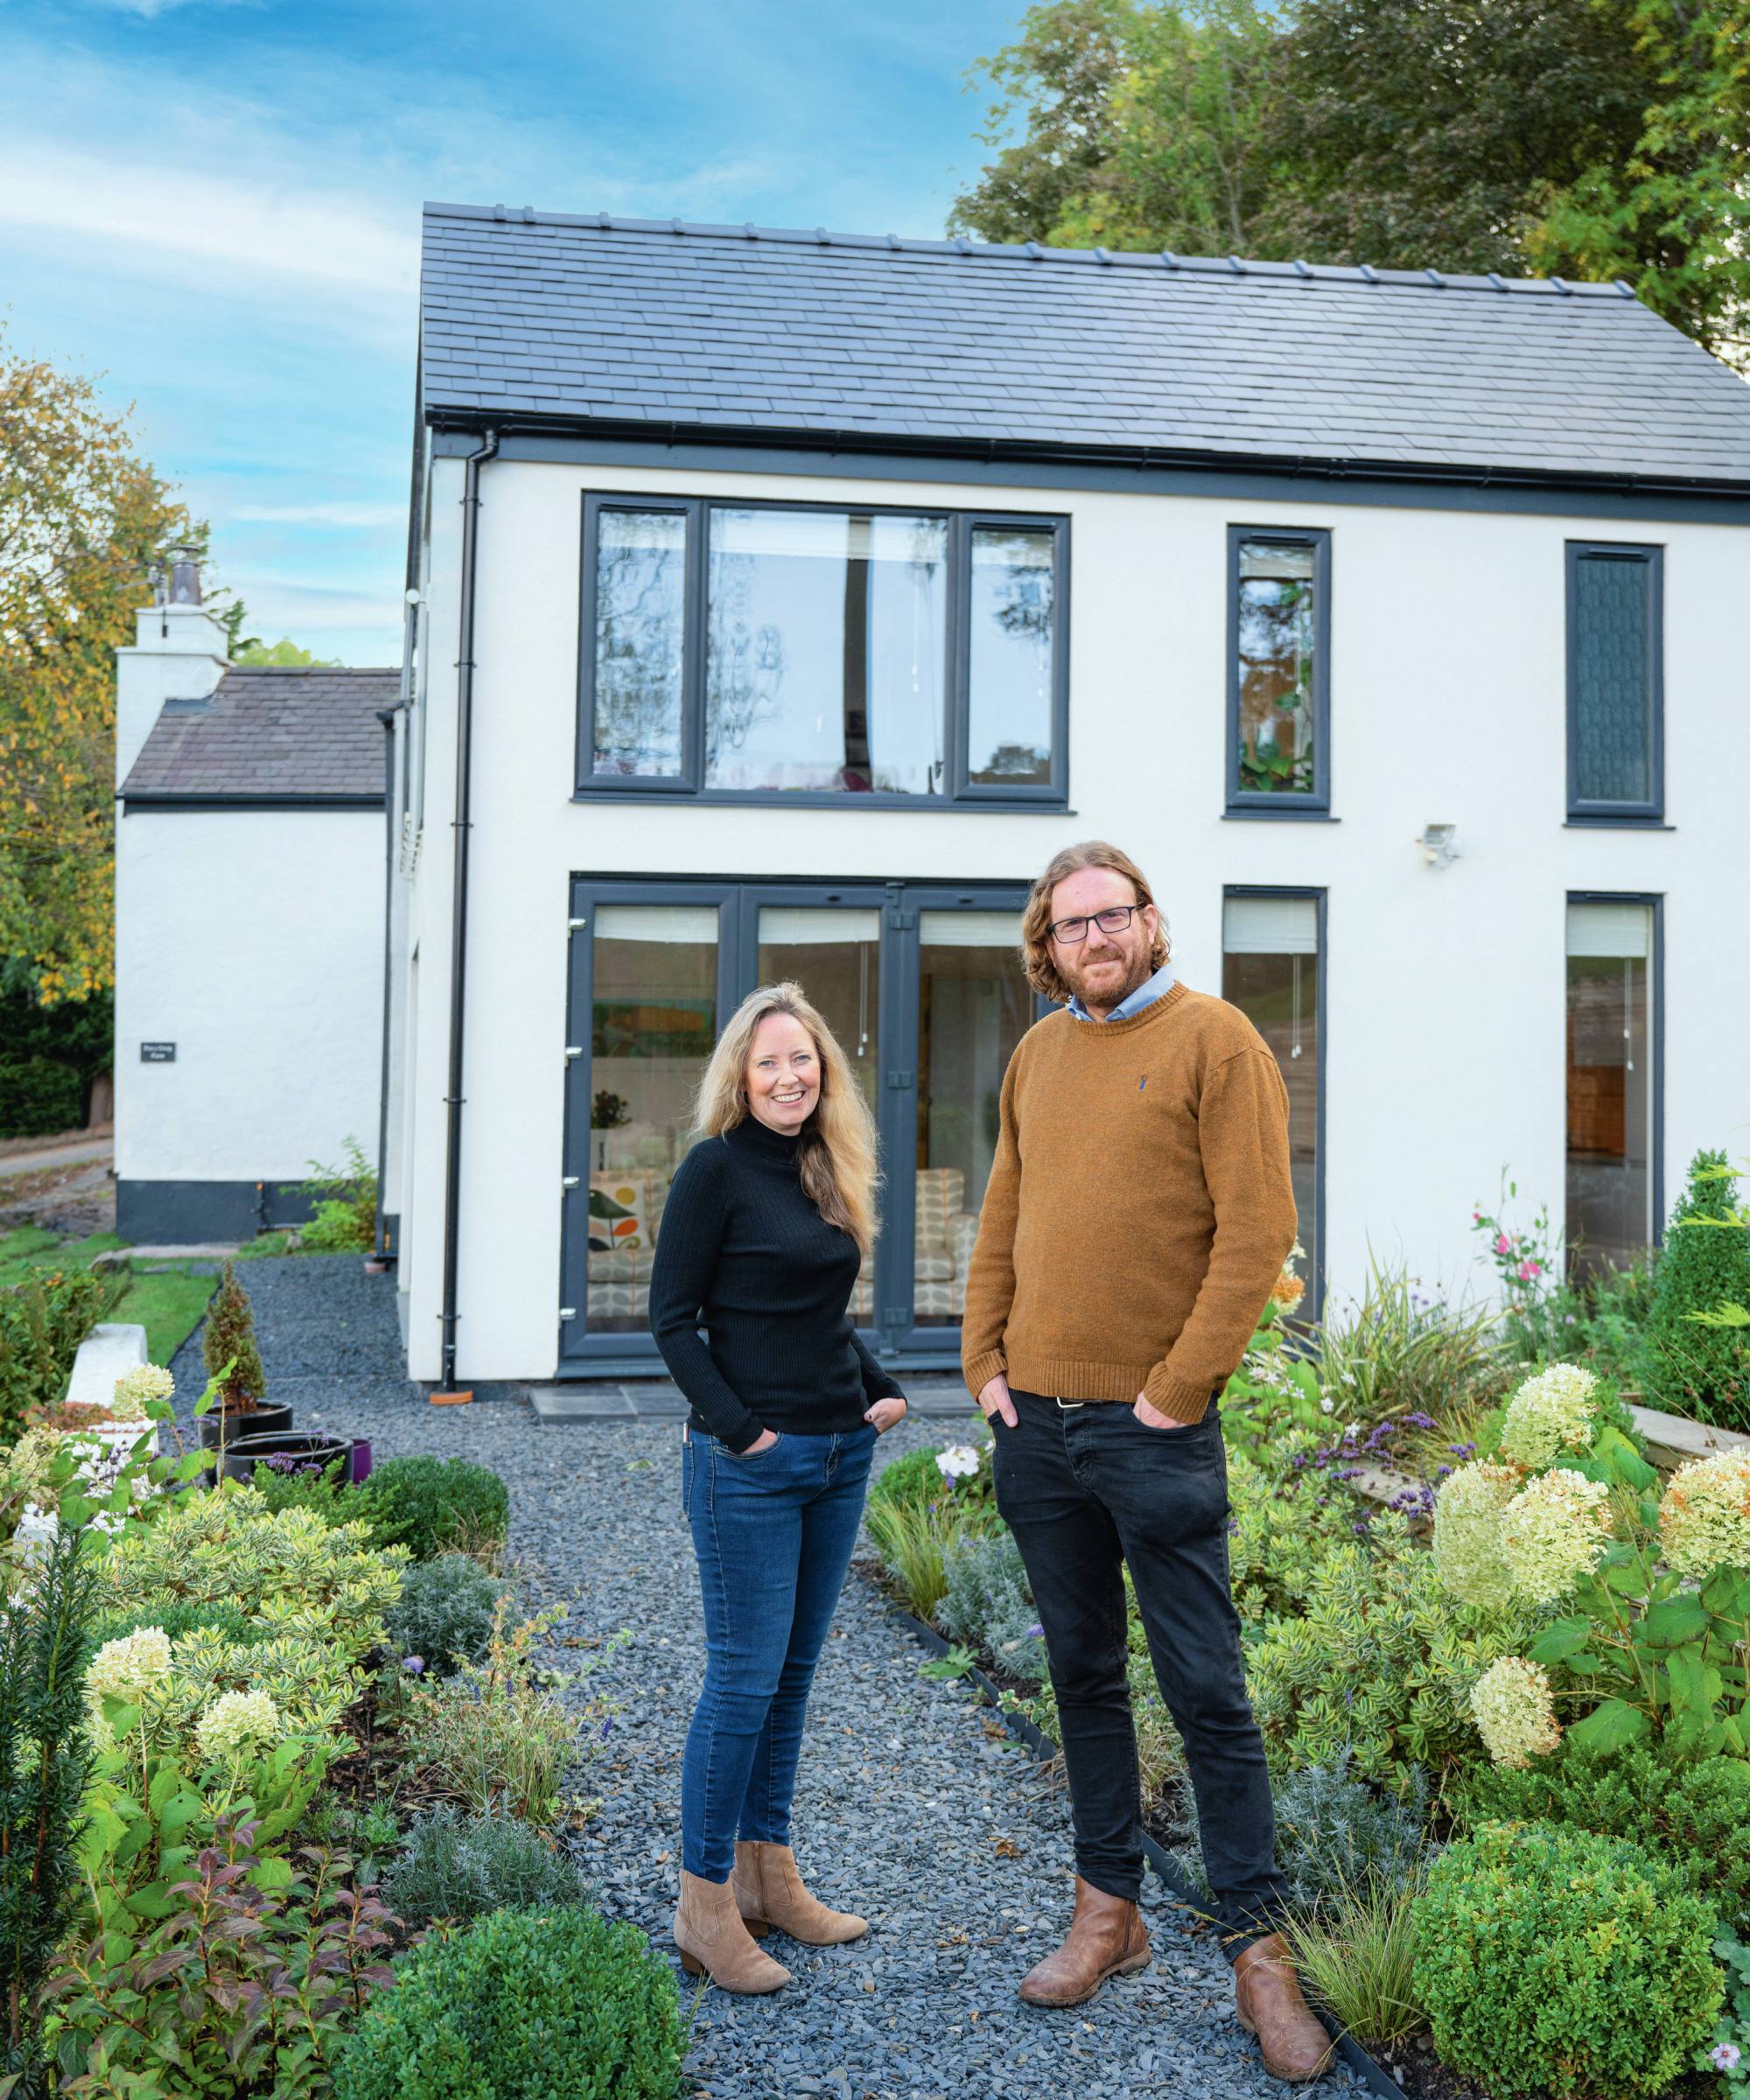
[1068,945,1155,1008]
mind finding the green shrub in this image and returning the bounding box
[382,1805,593,1927]
[83,1597,254,1657]
[1271,1757,1435,1911]
[865,1495,957,1621]
[244,1451,356,1521]
[388,1553,507,1676]
[201,1257,267,1409]
[1641,1148,1750,1427]
[867,1437,997,1527]
[0,1264,123,1444]
[936,1530,1046,1688]
[294,1136,378,1252]
[407,1598,584,1824]
[0,1055,82,1139]
[1454,1744,1750,1933]
[1243,1514,1535,1788]
[1226,1438,1374,1625]
[1410,1819,1723,2098]
[355,1454,509,1565]
[332,1904,684,2100]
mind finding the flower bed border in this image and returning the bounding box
[875,1585,1408,2100]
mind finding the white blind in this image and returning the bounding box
[759,906,881,945]
[1567,901,1651,960]
[1222,894,1319,956]
[595,904,718,945]
[710,508,944,564]
[920,910,1022,949]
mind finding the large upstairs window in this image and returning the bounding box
[579,496,1068,807]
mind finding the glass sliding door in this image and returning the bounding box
[1566,899,1657,1275]
[913,910,1032,1326]
[560,878,1035,1368]
[578,902,721,1335]
[1222,891,1323,1312]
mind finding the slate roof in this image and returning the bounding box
[419,204,1750,492]
[119,668,396,803]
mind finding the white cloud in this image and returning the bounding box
[231,500,407,528]
[0,144,415,298]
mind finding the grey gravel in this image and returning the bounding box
[169,1255,1365,2100]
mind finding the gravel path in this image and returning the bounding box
[169,1256,1363,2100]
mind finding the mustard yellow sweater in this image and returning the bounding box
[960,981,1297,1424]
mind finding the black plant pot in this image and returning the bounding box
[218,1430,353,1488]
[199,1402,293,1451]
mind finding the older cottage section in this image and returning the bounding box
[384,203,1750,1387]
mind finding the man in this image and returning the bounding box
[960,840,1332,2084]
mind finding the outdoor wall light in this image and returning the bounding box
[1416,822,1461,869]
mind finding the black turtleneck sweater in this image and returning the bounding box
[648,1116,905,1452]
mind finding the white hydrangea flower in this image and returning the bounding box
[1658,1448,1750,1578]
[1469,1655,1562,1768]
[935,1445,982,1482]
[195,1689,283,1762]
[1500,1362,1599,1469]
[1501,1467,1614,1603]
[110,1364,177,1422]
[1432,1462,1521,1608]
[85,1626,172,1704]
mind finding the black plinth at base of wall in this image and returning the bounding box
[116,1178,325,1244]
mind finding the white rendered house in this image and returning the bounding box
[383,202,1750,1389]
[114,564,397,1242]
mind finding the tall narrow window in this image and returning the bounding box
[1567,543,1662,821]
[1228,528,1330,813]
[584,903,719,1333]
[1566,899,1657,1273]
[589,508,690,780]
[1222,891,1322,1307]
[965,528,1058,788]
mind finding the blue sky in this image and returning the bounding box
[0,0,1027,663]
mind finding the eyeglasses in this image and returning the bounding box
[1048,905,1138,945]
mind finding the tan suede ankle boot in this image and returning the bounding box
[673,1869,792,1992]
[1018,1875,1151,2007]
[1233,1933,1336,2082]
[732,1841,868,1945]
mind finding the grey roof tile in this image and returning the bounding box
[120,668,397,801]
[416,205,1750,486]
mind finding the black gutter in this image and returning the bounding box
[425,406,1750,505]
[373,701,402,1264]
[436,426,499,1393]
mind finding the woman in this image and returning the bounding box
[650,981,909,1993]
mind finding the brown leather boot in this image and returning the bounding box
[1233,1933,1336,2082]
[1018,1875,1151,2007]
[732,1840,868,1945]
[673,1869,792,1992]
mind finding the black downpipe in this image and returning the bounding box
[437,428,499,1390]
[372,700,402,1261]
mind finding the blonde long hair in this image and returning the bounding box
[692,981,881,1256]
[1019,839,1171,1004]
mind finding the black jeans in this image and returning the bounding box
[991,1388,1285,1953]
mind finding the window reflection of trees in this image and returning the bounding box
[592,519,684,776]
[969,529,1054,783]
[1236,542,1315,795]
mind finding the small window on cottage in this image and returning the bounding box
[1229,529,1329,812]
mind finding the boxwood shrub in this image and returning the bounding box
[355,1455,509,1564]
[1411,1818,1723,2098]
[332,1905,683,2100]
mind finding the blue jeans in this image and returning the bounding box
[681,1423,878,1882]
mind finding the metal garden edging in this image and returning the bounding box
[878,1589,1409,2100]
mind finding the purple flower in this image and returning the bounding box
[599,1716,614,1740]
[402,1656,425,1675]
[1025,1623,1044,1639]
[1712,2044,1740,2073]
[1405,1412,1437,1431]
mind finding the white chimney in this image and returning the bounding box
[115,548,230,788]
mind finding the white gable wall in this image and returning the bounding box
[395,452,1750,1381]
[116,806,384,1189]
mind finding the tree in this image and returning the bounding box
[232,636,340,668]
[0,332,194,1004]
[950,0,1750,360]
[202,1259,267,1411]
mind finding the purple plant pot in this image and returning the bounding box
[348,1437,374,1485]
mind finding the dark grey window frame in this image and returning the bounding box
[1226,525,1333,820]
[1221,884,1328,1321]
[1565,541,1664,825]
[1565,888,1664,1256]
[556,871,1043,1377]
[575,493,1071,809]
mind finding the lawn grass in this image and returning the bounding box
[0,1227,217,1369]
[0,1228,128,1289]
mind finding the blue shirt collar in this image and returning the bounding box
[1067,960,1177,1024]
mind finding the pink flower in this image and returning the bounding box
[1517,1260,1542,1281]
[1494,1234,1512,1256]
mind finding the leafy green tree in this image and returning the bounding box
[1640,1150,1750,1428]
[233,636,340,668]
[950,0,1750,360]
